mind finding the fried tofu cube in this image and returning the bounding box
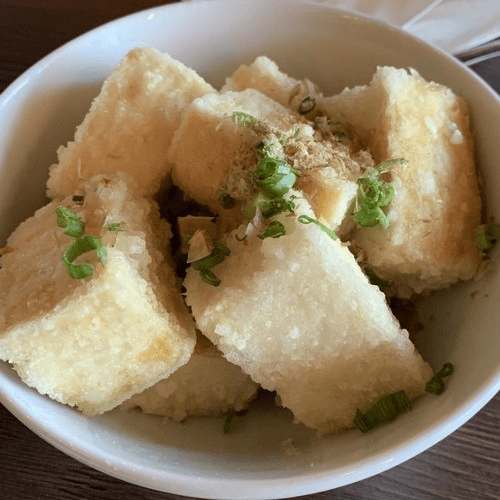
[47,47,215,199]
[222,55,320,113]
[184,196,432,434]
[0,174,196,414]
[169,87,369,234]
[121,334,259,421]
[321,67,483,294]
[169,88,303,220]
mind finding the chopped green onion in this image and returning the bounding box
[62,236,107,280]
[191,243,230,286]
[353,391,412,433]
[200,269,221,287]
[298,95,316,114]
[297,215,337,240]
[259,221,286,239]
[475,223,500,250]
[358,178,395,209]
[56,207,107,279]
[192,243,230,271]
[56,207,85,238]
[253,157,298,199]
[233,109,300,233]
[425,363,454,395]
[259,196,297,219]
[231,111,263,127]
[253,157,288,185]
[352,159,405,229]
[356,206,389,229]
[223,409,238,434]
[107,223,127,232]
[267,171,297,198]
[354,180,394,228]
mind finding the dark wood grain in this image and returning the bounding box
[0,1,499,499]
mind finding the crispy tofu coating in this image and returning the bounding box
[168,87,371,233]
[184,197,432,433]
[47,47,215,199]
[1,49,486,432]
[321,67,482,295]
[121,334,259,421]
[221,55,319,111]
[0,174,196,414]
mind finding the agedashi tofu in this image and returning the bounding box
[169,88,302,220]
[321,66,482,295]
[184,197,432,434]
[121,334,259,421]
[169,87,372,233]
[222,55,319,111]
[47,47,215,199]
[0,174,196,414]
[0,47,488,434]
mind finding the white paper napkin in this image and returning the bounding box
[182,0,500,55]
[405,0,500,54]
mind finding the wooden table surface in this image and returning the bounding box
[0,1,499,499]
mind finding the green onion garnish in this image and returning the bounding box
[231,111,263,127]
[62,235,107,280]
[268,172,297,198]
[107,223,127,232]
[56,207,85,238]
[252,157,298,199]
[259,196,297,219]
[192,243,230,271]
[355,205,391,229]
[56,207,106,279]
[234,109,342,255]
[425,363,454,395]
[353,391,412,433]
[352,159,405,229]
[475,223,500,250]
[191,243,230,287]
[297,215,337,241]
[253,157,288,185]
[259,221,286,239]
[232,110,299,221]
[298,95,316,115]
[199,269,221,287]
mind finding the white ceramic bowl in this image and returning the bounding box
[1,1,499,498]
